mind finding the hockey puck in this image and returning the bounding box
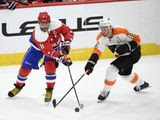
[75,107,80,112]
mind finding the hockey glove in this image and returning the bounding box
[114,43,131,55]
[61,40,71,55]
[85,53,99,75]
[59,55,72,66]
[85,61,95,75]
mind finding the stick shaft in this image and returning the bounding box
[55,73,85,107]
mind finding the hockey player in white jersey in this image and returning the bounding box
[84,18,150,102]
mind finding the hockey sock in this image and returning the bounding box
[120,72,144,86]
[103,65,118,92]
[16,81,25,88]
[16,67,31,87]
[46,82,55,89]
[103,79,116,92]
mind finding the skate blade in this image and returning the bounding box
[145,85,152,90]
[44,102,51,106]
[143,85,152,90]
[97,99,105,103]
[148,85,152,88]
[80,104,84,109]
[136,85,152,92]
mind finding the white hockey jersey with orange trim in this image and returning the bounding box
[93,26,141,57]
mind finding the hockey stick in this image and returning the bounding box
[67,66,84,109]
[52,72,86,108]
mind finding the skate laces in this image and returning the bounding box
[135,82,149,91]
[45,91,52,99]
[100,90,109,97]
[11,88,20,95]
[135,86,141,91]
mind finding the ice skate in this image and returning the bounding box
[44,88,53,103]
[8,83,25,97]
[97,91,110,103]
[134,81,150,92]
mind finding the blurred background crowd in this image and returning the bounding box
[0,0,98,10]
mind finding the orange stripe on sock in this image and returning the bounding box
[93,48,102,57]
[130,73,138,84]
[104,80,116,86]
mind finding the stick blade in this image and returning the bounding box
[52,99,57,108]
[80,104,84,109]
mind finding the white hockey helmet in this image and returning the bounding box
[99,18,112,36]
[99,18,112,28]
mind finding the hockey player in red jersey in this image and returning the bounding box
[8,12,74,103]
[84,18,150,102]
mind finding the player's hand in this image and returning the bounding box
[114,44,130,55]
[84,61,95,75]
[59,55,72,66]
[61,40,71,55]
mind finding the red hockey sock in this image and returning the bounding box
[16,67,31,87]
[19,67,31,77]
[46,82,55,89]
[16,81,25,87]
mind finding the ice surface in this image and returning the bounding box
[0,55,160,120]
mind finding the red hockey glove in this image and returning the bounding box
[59,55,72,66]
